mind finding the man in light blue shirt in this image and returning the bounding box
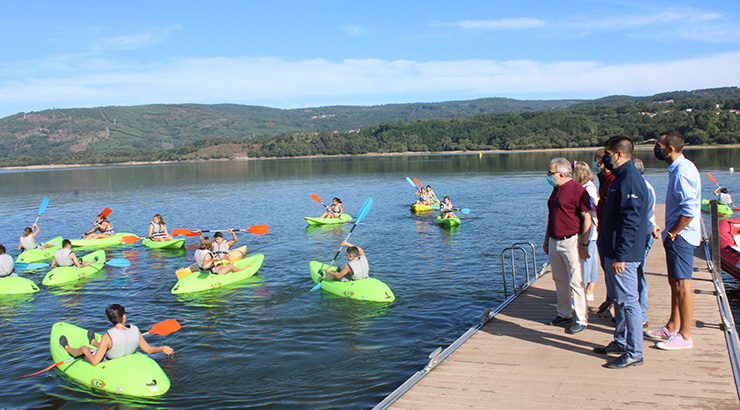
[646,130,701,350]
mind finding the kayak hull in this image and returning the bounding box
[16,236,63,263]
[304,214,352,226]
[42,250,106,286]
[434,214,461,227]
[0,276,40,295]
[411,203,438,213]
[50,322,170,397]
[175,245,247,278]
[309,261,395,303]
[142,238,186,249]
[171,253,264,294]
[702,199,734,218]
[70,233,139,248]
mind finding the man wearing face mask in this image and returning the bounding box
[543,158,592,334]
[593,148,616,318]
[593,136,649,369]
[646,130,701,350]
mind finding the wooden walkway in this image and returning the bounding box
[383,206,739,410]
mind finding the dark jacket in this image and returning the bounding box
[598,160,648,262]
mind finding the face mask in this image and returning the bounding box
[547,175,558,187]
[602,154,614,171]
[654,146,666,161]
[592,161,601,174]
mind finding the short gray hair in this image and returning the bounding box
[549,157,572,177]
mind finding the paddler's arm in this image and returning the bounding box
[342,241,364,256]
[70,251,89,267]
[139,333,174,356]
[325,264,349,280]
[147,223,154,239]
[32,223,41,238]
[227,229,238,246]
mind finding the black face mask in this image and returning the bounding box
[602,154,614,171]
[654,145,666,161]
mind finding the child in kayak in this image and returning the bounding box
[195,236,245,275]
[18,223,55,251]
[324,241,369,282]
[50,239,90,268]
[83,215,114,240]
[203,230,238,260]
[0,245,17,278]
[426,185,440,205]
[148,214,174,242]
[59,303,173,366]
[415,188,431,205]
[320,198,343,219]
[714,187,735,209]
[440,196,458,219]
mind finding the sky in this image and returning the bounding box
[0,0,739,118]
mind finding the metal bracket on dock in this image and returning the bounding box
[479,308,492,327]
[423,347,443,372]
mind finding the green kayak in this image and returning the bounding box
[309,261,395,303]
[304,213,352,226]
[42,250,106,286]
[0,276,40,295]
[16,236,63,263]
[701,199,734,218]
[434,214,461,227]
[50,322,170,397]
[171,253,264,294]
[142,238,186,249]
[70,233,139,248]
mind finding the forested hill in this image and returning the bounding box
[0,97,577,166]
[1,87,739,166]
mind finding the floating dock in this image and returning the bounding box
[376,205,739,409]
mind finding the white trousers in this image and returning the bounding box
[548,236,588,325]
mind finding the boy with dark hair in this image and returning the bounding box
[324,241,369,281]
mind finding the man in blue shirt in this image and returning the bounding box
[594,136,649,368]
[646,130,701,350]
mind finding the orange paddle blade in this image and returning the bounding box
[99,207,112,218]
[413,178,423,188]
[708,172,718,186]
[310,194,323,204]
[247,225,269,235]
[147,319,181,336]
[120,235,140,244]
[171,228,198,236]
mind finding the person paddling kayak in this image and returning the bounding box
[148,214,174,242]
[439,196,459,219]
[195,237,245,275]
[324,241,369,281]
[50,240,90,268]
[59,304,173,366]
[426,185,440,205]
[83,215,115,240]
[18,224,55,251]
[0,245,17,278]
[205,230,238,260]
[320,197,344,219]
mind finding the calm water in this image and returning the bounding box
[1,148,739,409]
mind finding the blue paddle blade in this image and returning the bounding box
[106,258,131,267]
[406,177,417,188]
[355,197,373,225]
[309,282,322,292]
[432,205,440,210]
[14,262,28,271]
[25,262,50,269]
[39,197,49,215]
[461,208,470,214]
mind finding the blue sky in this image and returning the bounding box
[0,0,739,117]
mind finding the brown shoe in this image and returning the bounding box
[596,300,612,315]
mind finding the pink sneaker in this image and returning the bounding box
[644,326,677,340]
[656,334,693,350]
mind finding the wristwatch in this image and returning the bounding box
[666,232,675,240]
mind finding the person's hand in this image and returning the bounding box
[542,240,549,255]
[578,245,589,260]
[613,261,625,274]
[162,346,174,355]
[341,240,350,247]
[196,229,202,234]
[228,228,234,233]
[32,223,38,229]
[653,226,662,239]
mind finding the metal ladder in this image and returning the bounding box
[500,242,542,298]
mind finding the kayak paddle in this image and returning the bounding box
[406,177,422,192]
[89,258,131,267]
[708,172,740,211]
[81,208,113,238]
[413,178,423,189]
[310,194,328,208]
[121,235,140,244]
[14,262,50,270]
[14,318,181,380]
[34,197,50,225]
[171,225,269,237]
[311,197,373,292]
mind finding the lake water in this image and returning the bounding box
[1,148,739,409]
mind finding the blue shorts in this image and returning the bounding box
[664,234,696,280]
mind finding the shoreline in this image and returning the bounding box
[2,144,738,171]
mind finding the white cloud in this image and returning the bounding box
[1,52,739,116]
[436,18,545,30]
[89,26,181,51]
[341,24,365,37]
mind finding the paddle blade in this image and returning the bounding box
[310,194,323,204]
[38,197,50,216]
[708,172,719,186]
[99,207,112,218]
[26,262,50,270]
[171,228,197,236]
[406,177,417,188]
[354,197,373,225]
[147,319,181,336]
[14,262,28,271]
[106,258,131,267]
[461,208,470,214]
[309,282,322,292]
[413,178,423,188]
[247,225,269,235]
[120,235,140,244]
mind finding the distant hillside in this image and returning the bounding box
[0,97,579,165]
[1,87,739,166]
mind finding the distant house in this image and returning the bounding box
[729,109,740,115]
[639,112,657,117]
[653,99,675,104]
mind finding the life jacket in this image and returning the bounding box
[54,249,75,267]
[212,240,230,258]
[20,235,39,250]
[150,222,166,238]
[194,249,216,273]
[105,324,140,360]
[346,256,369,281]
